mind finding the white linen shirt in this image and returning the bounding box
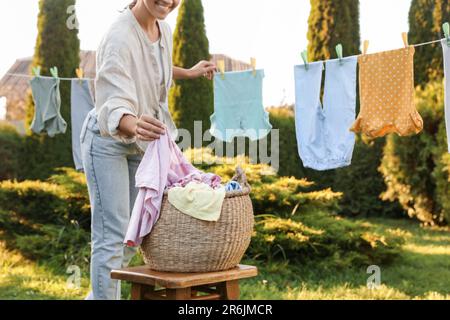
[95,7,178,151]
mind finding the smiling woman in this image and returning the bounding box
[80,0,216,301]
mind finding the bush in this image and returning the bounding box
[268,107,402,218]
[332,136,404,218]
[249,211,404,268]
[380,82,449,225]
[14,221,90,271]
[0,123,22,181]
[184,148,404,266]
[0,168,90,228]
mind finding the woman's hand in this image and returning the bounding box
[188,60,216,80]
[119,114,166,142]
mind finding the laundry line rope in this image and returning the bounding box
[2,38,447,82]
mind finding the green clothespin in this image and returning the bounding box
[301,50,309,70]
[336,44,343,65]
[50,67,58,78]
[443,22,450,47]
[32,66,41,77]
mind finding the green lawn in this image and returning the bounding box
[1,218,449,300]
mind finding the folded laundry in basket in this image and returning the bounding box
[168,182,226,222]
[125,130,222,247]
[225,181,242,192]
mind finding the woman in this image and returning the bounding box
[81,0,216,300]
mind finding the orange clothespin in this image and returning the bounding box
[402,32,409,48]
[217,60,225,80]
[76,67,84,84]
[363,40,370,55]
[250,57,257,77]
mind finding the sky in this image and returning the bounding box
[0,0,414,110]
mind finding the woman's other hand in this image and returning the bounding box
[189,60,216,80]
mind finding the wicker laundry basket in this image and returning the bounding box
[140,167,254,273]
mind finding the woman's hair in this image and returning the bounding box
[129,0,138,9]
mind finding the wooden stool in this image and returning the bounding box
[111,264,258,300]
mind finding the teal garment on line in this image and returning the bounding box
[30,76,67,137]
[210,69,272,142]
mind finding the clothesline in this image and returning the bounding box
[2,38,447,82]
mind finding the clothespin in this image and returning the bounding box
[363,40,370,55]
[217,60,225,80]
[336,43,344,65]
[32,66,41,77]
[443,22,450,47]
[50,66,58,78]
[250,57,257,77]
[301,50,309,70]
[76,67,84,84]
[402,32,409,48]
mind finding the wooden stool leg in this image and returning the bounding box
[131,283,144,300]
[166,287,192,300]
[218,280,240,300]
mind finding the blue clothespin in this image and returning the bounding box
[443,22,450,47]
[50,66,59,78]
[32,66,41,77]
[301,50,309,70]
[336,43,344,65]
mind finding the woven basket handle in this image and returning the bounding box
[232,166,251,193]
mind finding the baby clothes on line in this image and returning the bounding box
[210,69,272,142]
[30,76,67,137]
[351,46,423,138]
[71,79,95,171]
[168,182,226,222]
[294,56,358,171]
[441,39,450,153]
[124,130,222,247]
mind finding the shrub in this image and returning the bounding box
[268,108,401,218]
[14,221,90,271]
[380,82,449,225]
[0,123,22,181]
[249,211,404,268]
[0,168,90,228]
[332,136,404,218]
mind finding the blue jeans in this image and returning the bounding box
[80,110,143,300]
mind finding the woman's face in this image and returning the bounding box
[144,0,180,20]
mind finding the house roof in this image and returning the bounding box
[0,51,97,121]
[0,51,250,122]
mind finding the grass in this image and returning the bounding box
[0,218,449,300]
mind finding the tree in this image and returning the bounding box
[307,0,360,61]
[25,0,80,179]
[169,0,213,137]
[409,0,439,87]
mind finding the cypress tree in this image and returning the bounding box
[409,0,439,87]
[307,0,360,61]
[169,0,213,138]
[25,0,80,179]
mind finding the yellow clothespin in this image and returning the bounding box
[250,57,257,77]
[402,32,409,48]
[217,60,225,80]
[76,67,84,84]
[363,40,370,55]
